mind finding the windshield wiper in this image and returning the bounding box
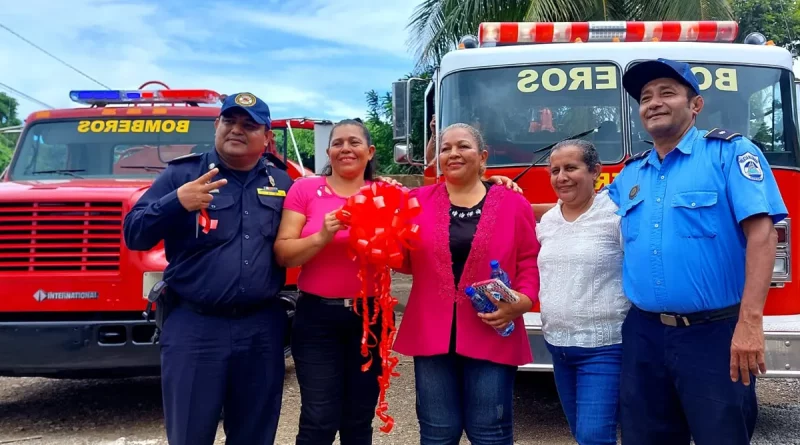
[31,169,86,178]
[512,126,600,182]
[119,165,166,173]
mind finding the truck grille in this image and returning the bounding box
[0,201,123,272]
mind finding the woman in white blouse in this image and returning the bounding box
[535,139,629,445]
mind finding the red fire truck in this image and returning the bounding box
[393,21,800,378]
[0,82,332,378]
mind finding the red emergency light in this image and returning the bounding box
[477,21,739,46]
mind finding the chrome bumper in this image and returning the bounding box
[521,313,800,378]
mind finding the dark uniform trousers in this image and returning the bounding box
[291,293,386,445]
[620,306,758,445]
[160,301,287,445]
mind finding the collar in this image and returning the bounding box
[645,126,699,167]
[206,148,270,176]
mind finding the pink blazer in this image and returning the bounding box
[393,183,540,367]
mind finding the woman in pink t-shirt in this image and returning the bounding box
[274,119,383,445]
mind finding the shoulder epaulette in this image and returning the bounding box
[264,152,288,171]
[625,149,651,165]
[168,152,203,164]
[704,128,742,141]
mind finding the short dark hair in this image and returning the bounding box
[321,118,376,180]
[551,139,600,172]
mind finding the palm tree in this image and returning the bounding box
[407,0,736,68]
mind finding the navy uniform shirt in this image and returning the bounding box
[606,127,788,314]
[123,149,293,308]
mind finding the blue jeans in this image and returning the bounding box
[414,353,517,445]
[545,341,622,445]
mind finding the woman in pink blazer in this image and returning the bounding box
[393,123,540,444]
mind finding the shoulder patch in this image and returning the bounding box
[264,152,288,171]
[625,149,651,165]
[704,128,742,141]
[168,152,203,164]
[737,151,764,181]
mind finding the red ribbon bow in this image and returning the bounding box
[198,209,218,234]
[335,182,421,433]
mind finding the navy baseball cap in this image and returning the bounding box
[623,58,701,103]
[219,92,272,128]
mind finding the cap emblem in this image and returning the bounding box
[234,93,256,107]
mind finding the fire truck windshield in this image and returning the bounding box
[630,62,798,168]
[440,62,626,167]
[440,61,798,169]
[10,117,223,180]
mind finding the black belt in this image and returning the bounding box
[634,303,740,327]
[300,292,373,310]
[170,291,278,318]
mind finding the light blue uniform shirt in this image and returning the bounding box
[606,126,788,313]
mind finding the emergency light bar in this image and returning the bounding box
[69,89,221,105]
[478,21,739,46]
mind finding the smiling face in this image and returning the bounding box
[548,144,600,205]
[327,124,375,179]
[214,109,271,168]
[639,77,703,139]
[439,126,488,185]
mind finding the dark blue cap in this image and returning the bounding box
[622,58,701,103]
[220,92,271,128]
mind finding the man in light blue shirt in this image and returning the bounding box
[607,58,787,445]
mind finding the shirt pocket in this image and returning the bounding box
[670,191,718,238]
[616,195,644,243]
[257,195,284,238]
[200,194,237,245]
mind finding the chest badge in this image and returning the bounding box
[629,185,640,200]
[257,186,286,197]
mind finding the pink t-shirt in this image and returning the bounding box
[283,176,377,299]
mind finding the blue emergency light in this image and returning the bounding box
[68,88,221,105]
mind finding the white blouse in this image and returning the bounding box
[535,189,630,348]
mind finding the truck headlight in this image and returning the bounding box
[143,272,164,299]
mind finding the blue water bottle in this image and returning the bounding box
[465,286,515,337]
[490,260,511,288]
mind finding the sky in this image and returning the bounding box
[0,0,425,123]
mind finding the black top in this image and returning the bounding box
[448,181,491,352]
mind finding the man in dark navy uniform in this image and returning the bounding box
[123,92,293,445]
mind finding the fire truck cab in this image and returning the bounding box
[0,83,332,378]
[393,21,800,377]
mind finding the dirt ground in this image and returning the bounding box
[0,275,799,444]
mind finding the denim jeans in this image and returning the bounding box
[291,294,386,445]
[620,306,757,445]
[414,352,517,445]
[545,341,622,445]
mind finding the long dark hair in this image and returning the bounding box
[321,118,377,180]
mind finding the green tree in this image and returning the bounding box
[274,127,315,170]
[0,92,22,173]
[362,65,436,175]
[732,0,800,53]
[407,0,735,67]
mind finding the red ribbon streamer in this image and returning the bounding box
[336,182,421,433]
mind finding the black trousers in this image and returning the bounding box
[291,293,386,445]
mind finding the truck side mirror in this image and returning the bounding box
[394,143,409,164]
[392,81,409,141]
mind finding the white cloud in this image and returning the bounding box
[0,0,423,123]
[210,0,422,58]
